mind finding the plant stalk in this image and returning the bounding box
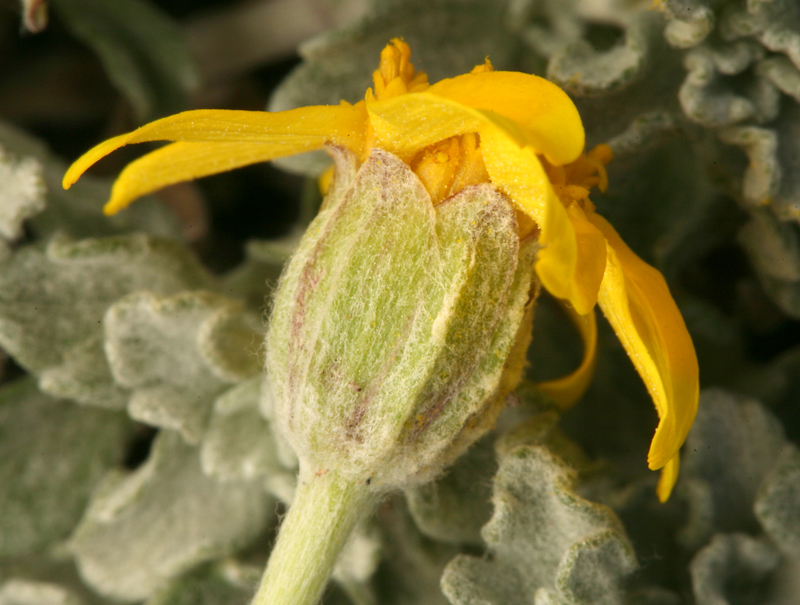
[251,469,377,605]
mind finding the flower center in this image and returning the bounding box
[371,38,430,101]
[410,133,489,205]
[542,144,613,213]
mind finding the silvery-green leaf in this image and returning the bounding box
[52,0,200,121]
[0,144,45,243]
[0,122,181,241]
[678,389,789,549]
[758,55,800,102]
[269,0,518,176]
[0,233,213,409]
[200,377,286,482]
[375,494,456,605]
[660,0,716,49]
[754,445,800,557]
[0,378,131,557]
[221,234,300,312]
[441,446,636,605]
[70,431,272,602]
[0,579,84,605]
[516,0,583,60]
[39,336,128,411]
[0,556,111,605]
[548,12,659,97]
[105,291,262,443]
[680,43,771,128]
[144,561,260,605]
[495,393,591,472]
[690,533,781,605]
[404,434,496,546]
[332,521,382,605]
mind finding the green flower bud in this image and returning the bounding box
[266,147,537,488]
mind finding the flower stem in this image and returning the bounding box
[251,469,377,605]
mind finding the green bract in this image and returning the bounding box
[266,147,537,488]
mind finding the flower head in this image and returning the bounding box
[63,39,698,501]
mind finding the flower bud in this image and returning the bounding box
[266,147,537,487]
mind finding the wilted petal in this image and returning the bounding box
[589,213,698,500]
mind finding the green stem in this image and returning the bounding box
[251,469,377,605]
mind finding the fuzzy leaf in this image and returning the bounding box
[441,445,637,605]
[0,144,45,243]
[200,377,288,483]
[144,562,260,605]
[754,445,800,557]
[677,389,789,549]
[0,379,130,557]
[0,233,213,409]
[0,579,85,605]
[70,431,272,602]
[690,533,781,605]
[404,433,496,546]
[548,12,659,97]
[332,521,382,605]
[375,494,456,605]
[105,291,262,443]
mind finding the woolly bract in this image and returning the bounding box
[63,39,698,501]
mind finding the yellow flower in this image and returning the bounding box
[63,39,698,501]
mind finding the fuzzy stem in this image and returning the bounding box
[251,469,377,605]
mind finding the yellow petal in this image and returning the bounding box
[535,304,597,410]
[566,203,607,314]
[427,71,584,165]
[366,92,482,162]
[656,454,680,503]
[102,141,315,215]
[589,212,699,480]
[63,104,368,192]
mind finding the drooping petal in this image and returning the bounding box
[427,71,585,165]
[656,453,680,504]
[535,304,597,410]
[589,212,699,497]
[63,104,368,200]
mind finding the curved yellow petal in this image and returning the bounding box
[427,71,584,165]
[588,212,699,480]
[656,453,680,503]
[63,104,368,191]
[103,140,320,215]
[535,304,597,410]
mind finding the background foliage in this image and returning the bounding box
[2,0,800,603]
